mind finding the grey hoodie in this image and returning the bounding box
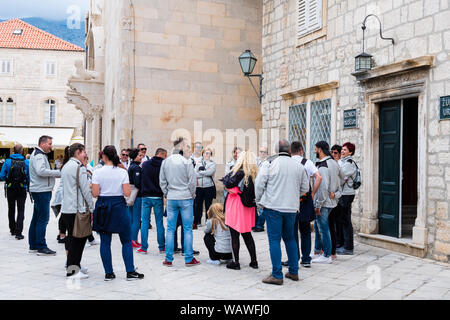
[255,154,310,213]
[159,150,196,200]
[339,156,357,196]
[29,147,61,193]
[314,156,341,209]
[61,158,95,214]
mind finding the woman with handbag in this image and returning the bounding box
[60,143,95,279]
[221,151,258,270]
[91,145,144,281]
[193,147,216,228]
[126,148,143,248]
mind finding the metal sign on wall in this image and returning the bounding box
[440,96,450,120]
[343,109,358,129]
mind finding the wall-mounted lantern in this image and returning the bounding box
[355,14,395,72]
[238,50,263,103]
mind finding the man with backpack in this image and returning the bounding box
[336,142,358,255]
[0,144,29,240]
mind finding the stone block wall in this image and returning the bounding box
[262,0,450,261]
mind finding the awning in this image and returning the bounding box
[0,126,76,148]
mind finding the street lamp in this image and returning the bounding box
[355,14,395,72]
[239,50,263,103]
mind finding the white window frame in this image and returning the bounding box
[45,61,57,76]
[0,59,13,75]
[44,99,56,125]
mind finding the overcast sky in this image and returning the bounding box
[0,0,89,20]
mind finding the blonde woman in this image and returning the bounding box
[203,203,232,265]
[221,151,258,270]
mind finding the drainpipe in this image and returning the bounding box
[129,0,136,148]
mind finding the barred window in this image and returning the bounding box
[289,98,332,162]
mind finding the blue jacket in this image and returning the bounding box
[0,154,30,189]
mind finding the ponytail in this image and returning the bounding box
[102,145,120,167]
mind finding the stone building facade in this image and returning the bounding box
[262,0,450,261]
[68,0,263,176]
[0,19,85,152]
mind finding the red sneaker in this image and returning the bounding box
[185,258,201,267]
[132,241,141,248]
[136,248,147,254]
[163,259,173,267]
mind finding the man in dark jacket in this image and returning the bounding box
[0,144,30,240]
[138,148,167,254]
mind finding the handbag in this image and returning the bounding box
[73,165,93,238]
[125,184,139,206]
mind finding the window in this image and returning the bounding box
[298,0,323,38]
[0,60,12,75]
[289,98,331,162]
[6,98,14,124]
[44,99,56,125]
[45,61,56,76]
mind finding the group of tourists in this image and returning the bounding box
[1,134,359,285]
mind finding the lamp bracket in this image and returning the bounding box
[362,14,395,49]
[246,74,264,104]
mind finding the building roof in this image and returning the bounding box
[0,18,84,52]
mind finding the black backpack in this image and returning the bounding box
[6,158,27,189]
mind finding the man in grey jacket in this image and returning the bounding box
[311,141,341,264]
[29,135,61,256]
[160,137,200,267]
[61,143,95,279]
[255,139,309,285]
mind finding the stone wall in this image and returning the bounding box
[262,0,450,261]
[98,0,263,178]
[0,48,84,131]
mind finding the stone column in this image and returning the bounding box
[92,105,104,156]
[85,113,94,162]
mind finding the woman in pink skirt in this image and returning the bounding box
[222,151,258,270]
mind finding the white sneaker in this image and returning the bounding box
[311,253,322,260]
[206,259,221,265]
[312,255,332,264]
[80,266,88,274]
[67,271,89,279]
[89,239,99,246]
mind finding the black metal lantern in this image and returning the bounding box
[355,14,394,72]
[239,50,257,75]
[355,52,373,72]
[238,49,263,103]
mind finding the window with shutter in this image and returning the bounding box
[44,99,56,124]
[6,98,14,125]
[0,60,12,75]
[298,0,324,39]
[46,62,56,76]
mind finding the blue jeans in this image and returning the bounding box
[141,197,165,251]
[28,192,52,250]
[165,199,194,263]
[264,208,299,279]
[314,207,332,257]
[99,230,135,274]
[129,197,142,241]
[255,207,266,229]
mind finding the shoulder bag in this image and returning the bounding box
[73,164,93,238]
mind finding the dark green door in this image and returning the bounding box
[378,101,401,237]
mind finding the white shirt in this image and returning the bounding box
[292,155,318,179]
[92,165,129,196]
[120,160,130,169]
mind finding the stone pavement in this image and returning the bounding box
[0,181,449,300]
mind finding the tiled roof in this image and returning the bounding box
[0,18,84,52]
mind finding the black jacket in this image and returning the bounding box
[221,170,256,208]
[140,156,164,197]
[128,161,142,189]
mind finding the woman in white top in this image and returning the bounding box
[91,145,144,281]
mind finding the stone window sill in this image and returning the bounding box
[296,27,326,47]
